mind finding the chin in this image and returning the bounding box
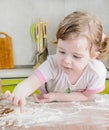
[63,67,72,74]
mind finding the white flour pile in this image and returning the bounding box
[0,99,80,129]
[0,102,62,128]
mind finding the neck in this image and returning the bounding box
[68,69,84,85]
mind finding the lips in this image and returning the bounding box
[63,66,72,73]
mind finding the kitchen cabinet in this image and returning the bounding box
[0,68,40,94]
[99,80,109,94]
[1,78,40,94]
[1,78,25,93]
[1,79,109,94]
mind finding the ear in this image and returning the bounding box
[91,51,100,60]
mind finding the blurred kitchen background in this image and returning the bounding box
[0,0,109,93]
[0,0,109,67]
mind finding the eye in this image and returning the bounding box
[73,55,81,59]
[59,50,65,54]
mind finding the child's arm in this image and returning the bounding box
[34,91,92,103]
[12,73,41,97]
[54,92,91,101]
[5,72,42,112]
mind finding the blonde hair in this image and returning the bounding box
[55,11,109,60]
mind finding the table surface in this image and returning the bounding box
[0,94,109,130]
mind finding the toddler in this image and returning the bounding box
[5,11,109,112]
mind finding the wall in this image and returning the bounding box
[0,0,109,66]
[65,0,109,34]
[65,0,109,70]
[0,0,65,66]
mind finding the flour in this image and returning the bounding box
[0,102,63,128]
[94,94,109,104]
[0,100,81,129]
[0,94,109,129]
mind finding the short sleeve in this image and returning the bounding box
[34,55,58,84]
[84,68,107,94]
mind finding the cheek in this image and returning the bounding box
[56,54,62,66]
[78,59,90,67]
[56,53,64,67]
[73,62,86,71]
[74,59,89,69]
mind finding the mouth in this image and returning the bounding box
[63,66,72,72]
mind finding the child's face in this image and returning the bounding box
[56,36,92,75]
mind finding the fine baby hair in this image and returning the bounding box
[55,11,109,60]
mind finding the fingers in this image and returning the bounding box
[33,94,47,103]
[13,97,25,113]
[33,94,41,102]
[18,98,26,113]
[5,90,25,113]
[5,91,19,105]
[43,93,55,100]
[5,90,12,100]
[33,93,54,103]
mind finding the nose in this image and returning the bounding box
[64,54,73,65]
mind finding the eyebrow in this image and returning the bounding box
[58,47,65,50]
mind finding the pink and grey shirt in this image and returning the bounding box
[35,55,107,94]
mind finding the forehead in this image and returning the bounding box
[58,36,89,52]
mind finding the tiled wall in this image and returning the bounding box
[0,0,109,66]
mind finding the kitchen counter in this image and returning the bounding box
[0,68,33,78]
[0,94,109,130]
[0,68,109,79]
[107,71,109,79]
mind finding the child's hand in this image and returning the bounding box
[33,93,56,103]
[5,90,26,113]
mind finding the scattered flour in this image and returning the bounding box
[0,94,109,129]
[94,94,109,104]
[0,103,62,128]
[0,100,80,129]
